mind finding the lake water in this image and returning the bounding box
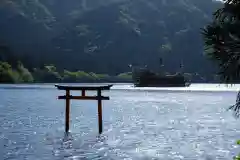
[1,83,240,160]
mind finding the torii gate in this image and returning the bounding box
[55,84,112,134]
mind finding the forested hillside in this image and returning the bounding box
[0,0,222,83]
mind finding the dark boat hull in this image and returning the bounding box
[132,69,191,87]
[135,82,190,87]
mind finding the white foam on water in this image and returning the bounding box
[111,83,240,92]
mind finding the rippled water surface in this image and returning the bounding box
[1,84,240,160]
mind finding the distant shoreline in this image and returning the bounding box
[0,81,133,85]
[0,82,239,85]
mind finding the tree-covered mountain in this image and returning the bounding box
[0,0,222,82]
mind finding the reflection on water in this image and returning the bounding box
[0,84,240,159]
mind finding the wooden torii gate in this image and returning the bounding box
[55,84,112,134]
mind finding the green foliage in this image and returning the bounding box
[62,70,95,82]
[0,61,11,70]
[95,74,110,79]
[0,61,34,83]
[17,62,34,82]
[234,140,240,160]
[62,70,112,82]
[0,61,129,83]
[76,71,92,79]
[237,140,240,145]
[33,65,61,83]
[117,72,132,79]
[0,61,21,83]
[203,0,240,83]
[88,72,100,80]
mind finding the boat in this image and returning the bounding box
[132,67,190,87]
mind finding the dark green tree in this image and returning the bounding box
[203,0,240,119]
[33,65,62,83]
[17,62,34,83]
[203,0,240,83]
[0,61,20,83]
